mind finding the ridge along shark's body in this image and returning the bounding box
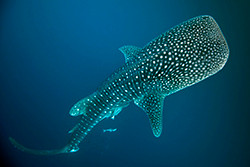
[9,15,229,155]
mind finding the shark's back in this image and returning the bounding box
[92,16,229,138]
[99,16,229,96]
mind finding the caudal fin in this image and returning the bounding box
[9,137,68,155]
[9,93,111,155]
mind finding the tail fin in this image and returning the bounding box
[9,137,68,155]
[10,93,110,155]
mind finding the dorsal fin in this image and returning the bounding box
[134,93,165,137]
[119,45,142,63]
[69,98,88,116]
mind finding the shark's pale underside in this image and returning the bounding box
[9,15,229,155]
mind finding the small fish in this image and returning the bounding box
[103,128,117,133]
[9,15,229,155]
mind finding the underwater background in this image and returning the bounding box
[0,0,249,167]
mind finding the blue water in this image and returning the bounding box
[1,0,249,167]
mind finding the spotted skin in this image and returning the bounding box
[9,15,229,155]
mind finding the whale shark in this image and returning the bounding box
[9,15,229,155]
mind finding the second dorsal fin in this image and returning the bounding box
[119,45,142,63]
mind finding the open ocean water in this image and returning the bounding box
[0,0,249,167]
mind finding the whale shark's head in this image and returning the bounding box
[144,15,229,90]
[200,15,229,73]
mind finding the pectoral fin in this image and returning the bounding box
[119,45,142,63]
[134,94,165,137]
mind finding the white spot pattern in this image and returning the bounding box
[10,16,228,155]
[66,16,229,153]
